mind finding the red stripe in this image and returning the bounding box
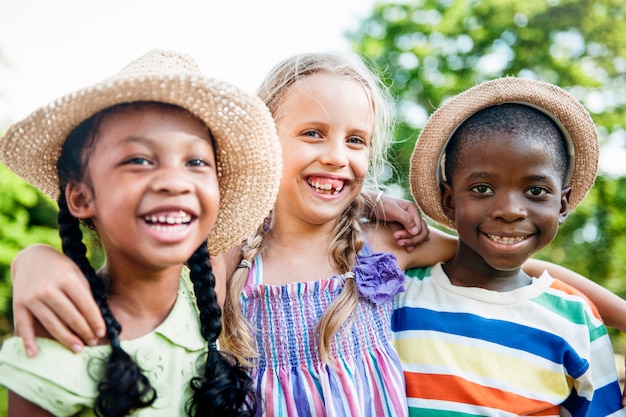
[405,372,560,415]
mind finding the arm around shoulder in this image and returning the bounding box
[524,258,626,332]
[11,244,104,355]
[367,223,457,270]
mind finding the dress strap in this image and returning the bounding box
[246,254,263,286]
[358,233,374,257]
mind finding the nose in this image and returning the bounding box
[319,136,348,168]
[150,165,193,195]
[490,192,528,222]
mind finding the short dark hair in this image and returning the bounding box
[444,103,569,183]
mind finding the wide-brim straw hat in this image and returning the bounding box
[0,49,282,254]
[410,77,599,231]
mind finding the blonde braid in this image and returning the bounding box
[221,224,265,365]
[316,196,366,363]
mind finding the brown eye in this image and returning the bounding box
[471,184,493,194]
[526,187,548,196]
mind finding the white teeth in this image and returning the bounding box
[144,212,191,225]
[487,234,527,244]
[308,179,345,194]
[150,224,187,232]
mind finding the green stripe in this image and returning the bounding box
[404,266,432,282]
[409,407,481,417]
[532,291,608,341]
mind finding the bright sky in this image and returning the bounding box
[1,0,625,176]
[0,0,374,124]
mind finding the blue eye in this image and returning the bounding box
[188,159,209,167]
[347,136,366,145]
[303,130,322,138]
[126,157,151,165]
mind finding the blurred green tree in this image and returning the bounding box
[350,0,626,188]
[0,163,60,341]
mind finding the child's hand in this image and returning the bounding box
[11,245,105,356]
[369,193,430,252]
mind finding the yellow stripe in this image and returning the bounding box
[396,336,572,398]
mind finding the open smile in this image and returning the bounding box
[486,234,530,245]
[307,176,346,195]
[143,210,193,232]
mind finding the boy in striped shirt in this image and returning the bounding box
[393,77,625,416]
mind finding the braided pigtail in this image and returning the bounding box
[221,223,265,364]
[57,191,156,417]
[186,243,256,417]
[316,197,365,364]
[56,109,156,417]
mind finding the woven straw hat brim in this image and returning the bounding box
[410,77,599,231]
[0,50,282,254]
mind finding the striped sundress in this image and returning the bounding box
[242,245,408,417]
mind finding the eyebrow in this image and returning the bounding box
[119,135,212,147]
[467,171,558,184]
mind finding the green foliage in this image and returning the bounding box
[0,386,5,417]
[349,0,626,189]
[0,163,61,340]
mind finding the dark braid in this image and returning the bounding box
[185,243,256,417]
[56,109,156,416]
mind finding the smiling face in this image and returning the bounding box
[66,103,219,274]
[272,73,373,228]
[441,104,571,284]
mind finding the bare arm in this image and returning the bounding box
[364,190,430,252]
[12,243,239,355]
[523,258,626,332]
[366,223,457,270]
[8,389,56,417]
[11,245,104,356]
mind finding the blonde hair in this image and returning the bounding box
[221,51,396,364]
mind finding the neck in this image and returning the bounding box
[100,260,182,339]
[258,215,342,285]
[442,245,532,292]
[268,209,338,249]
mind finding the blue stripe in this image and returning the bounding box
[392,306,588,375]
[583,381,624,417]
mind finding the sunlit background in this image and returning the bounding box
[1,1,626,413]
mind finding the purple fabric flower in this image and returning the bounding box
[352,252,405,304]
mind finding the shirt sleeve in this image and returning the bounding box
[0,337,99,416]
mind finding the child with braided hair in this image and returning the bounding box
[0,50,282,416]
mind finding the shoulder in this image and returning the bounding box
[364,222,457,270]
[0,337,99,414]
[536,273,605,328]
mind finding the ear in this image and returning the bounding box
[440,181,456,221]
[65,182,95,219]
[558,186,572,224]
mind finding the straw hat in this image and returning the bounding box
[410,77,599,230]
[0,49,282,254]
